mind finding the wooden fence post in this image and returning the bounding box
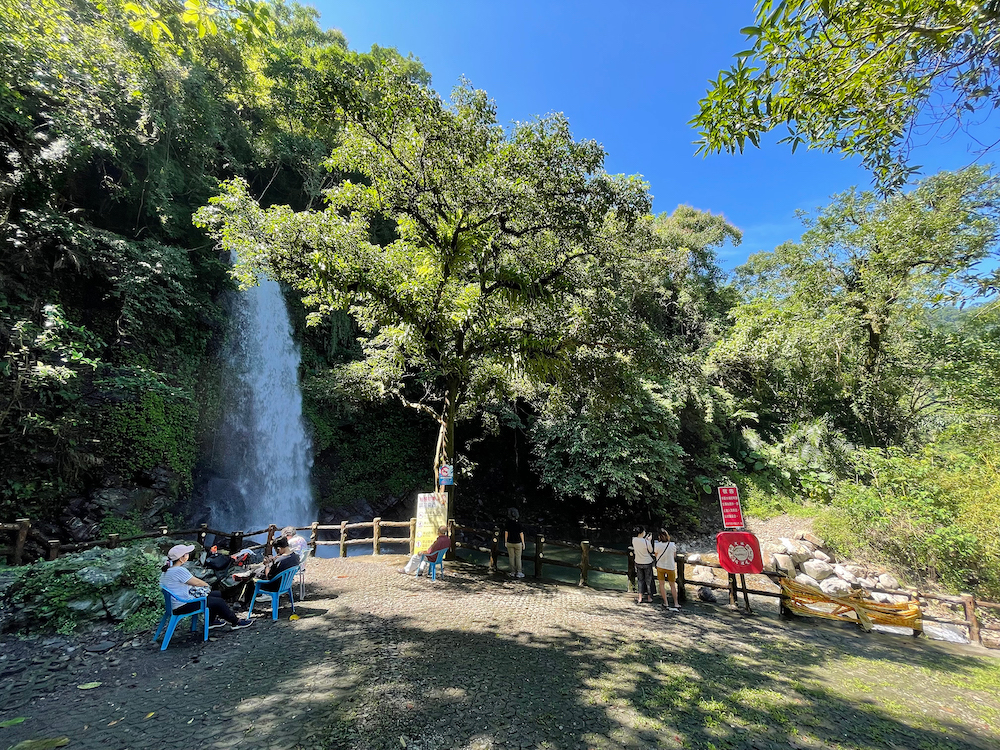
[230,531,245,555]
[107,533,120,549]
[676,553,687,605]
[13,519,29,565]
[534,534,544,579]
[962,593,980,646]
[373,517,382,555]
[489,525,500,572]
[627,547,636,593]
[340,521,348,558]
[47,539,60,561]
[579,541,590,587]
[198,524,209,549]
[309,522,319,557]
[159,526,168,537]
[409,518,417,555]
[265,524,276,555]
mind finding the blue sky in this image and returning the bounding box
[311,1,989,270]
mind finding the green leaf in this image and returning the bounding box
[0,717,27,728]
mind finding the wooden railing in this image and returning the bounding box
[3,516,998,648]
[451,523,1000,649]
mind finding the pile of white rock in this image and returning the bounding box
[684,530,909,603]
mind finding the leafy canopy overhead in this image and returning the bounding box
[693,0,1000,190]
[197,58,651,475]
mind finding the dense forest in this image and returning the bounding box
[1,0,998,599]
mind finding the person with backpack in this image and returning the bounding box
[631,525,655,604]
[653,528,680,611]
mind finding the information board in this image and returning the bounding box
[718,485,744,529]
[415,492,448,552]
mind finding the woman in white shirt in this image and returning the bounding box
[652,529,679,611]
[631,526,655,604]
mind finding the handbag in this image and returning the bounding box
[188,585,211,598]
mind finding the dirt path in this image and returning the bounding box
[0,555,997,750]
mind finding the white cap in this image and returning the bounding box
[167,544,195,561]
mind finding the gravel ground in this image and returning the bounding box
[0,553,998,750]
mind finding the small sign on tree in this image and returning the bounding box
[718,486,744,529]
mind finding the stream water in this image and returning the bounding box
[205,272,315,534]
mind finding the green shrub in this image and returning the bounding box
[101,390,198,485]
[2,547,162,634]
[816,425,1000,599]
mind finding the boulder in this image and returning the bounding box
[697,586,717,603]
[779,538,812,565]
[812,550,832,564]
[844,564,866,578]
[686,553,702,564]
[105,589,147,620]
[859,578,877,590]
[878,573,900,590]
[798,540,817,553]
[819,577,852,596]
[688,565,716,584]
[801,559,835,581]
[799,532,827,548]
[794,573,821,591]
[833,565,859,585]
[772,554,796,579]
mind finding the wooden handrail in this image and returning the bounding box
[4,514,998,648]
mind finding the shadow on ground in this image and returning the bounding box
[0,557,997,750]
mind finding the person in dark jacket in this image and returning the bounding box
[240,536,299,606]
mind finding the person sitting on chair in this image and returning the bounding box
[160,544,254,631]
[282,526,309,564]
[397,526,450,575]
[242,536,299,606]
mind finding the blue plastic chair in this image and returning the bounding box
[249,566,298,621]
[153,588,208,651]
[417,548,446,581]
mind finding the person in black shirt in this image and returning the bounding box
[240,536,299,606]
[504,508,525,578]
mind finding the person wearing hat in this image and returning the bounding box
[160,544,254,631]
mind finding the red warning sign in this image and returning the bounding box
[718,486,744,528]
[716,531,763,574]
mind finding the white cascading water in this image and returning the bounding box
[208,273,315,534]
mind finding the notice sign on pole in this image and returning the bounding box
[415,492,448,552]
[438,464,453,486]
[718,486,744,529]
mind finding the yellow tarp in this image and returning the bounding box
[780,579,922,633]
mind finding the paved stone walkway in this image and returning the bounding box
[0,555,998,750]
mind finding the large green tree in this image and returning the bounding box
[711,166,1000,447]
[693,0,1000,190]
[196,58,651,510]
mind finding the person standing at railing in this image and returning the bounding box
[631,525,655,604]
[653,528,679,611]
[504,507,526,579]
[397,526,450,575]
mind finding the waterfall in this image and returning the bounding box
[206,274,315,534]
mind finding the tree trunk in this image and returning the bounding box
[443,379,459,519]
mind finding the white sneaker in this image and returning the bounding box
[516,572,525,578]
